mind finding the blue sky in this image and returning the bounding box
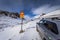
[0,0,60,18]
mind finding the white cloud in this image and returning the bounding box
[45,6,60,13]
[32,4,60,15]
[32,4,50,15]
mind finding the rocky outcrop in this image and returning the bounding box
[0,10,20,19]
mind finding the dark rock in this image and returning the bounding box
[0,10,20,19]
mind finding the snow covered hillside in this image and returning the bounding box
[0,16,42,40]
[0,15,21,32]
[0,10,42,40]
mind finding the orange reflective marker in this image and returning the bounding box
[20,11,24,19]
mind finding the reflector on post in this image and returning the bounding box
[20,11,24,19]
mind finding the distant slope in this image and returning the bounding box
[0,11,21,30]
[0,15,21,29]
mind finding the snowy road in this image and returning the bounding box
[0,20,42,40]
[20,27,41,40]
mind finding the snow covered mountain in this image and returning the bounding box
[0,15,21,30]
[0,10,60,40]
[0,11,21,31]
[0,10,41,40]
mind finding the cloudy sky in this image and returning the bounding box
[0,0,60,19]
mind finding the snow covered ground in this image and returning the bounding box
[0,15,21,30]
[0,18,42,40]
[1,10,60,40]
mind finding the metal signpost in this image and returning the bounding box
[19,11,24,33]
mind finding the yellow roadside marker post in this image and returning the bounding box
[19,11,25,33]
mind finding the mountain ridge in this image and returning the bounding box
[0,10,20,19]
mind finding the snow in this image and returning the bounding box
[0,16,42,40]
[20,28,41,40]
[0,10,60,40]
[0,15,21,29]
